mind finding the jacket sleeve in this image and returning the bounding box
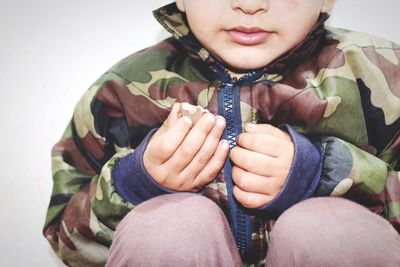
[314,135,400,231]
[43,71,170,266]
[261,34,400,229]
[313,32,400,232]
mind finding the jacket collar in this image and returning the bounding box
[153,3,328,81]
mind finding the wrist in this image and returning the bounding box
[112,128,178,205]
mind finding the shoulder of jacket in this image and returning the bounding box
[104,37,188,82]
[324,26,399,52]
[313,26,400,80]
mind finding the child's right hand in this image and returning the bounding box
[143,103,229,192]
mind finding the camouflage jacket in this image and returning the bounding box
[43,3,400,266]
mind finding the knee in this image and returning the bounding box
[122,193,225,229]
[113,193,228,246]
[272,196,392,234]
[270,197,384,242]
[107,193,234,267]
[274,196,362,228]
[268,197,351,253]
[266,197,400,267]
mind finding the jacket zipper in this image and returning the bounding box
[220,80,247,257]
[215,67,263,259]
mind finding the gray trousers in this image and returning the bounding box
[106,193,400,267]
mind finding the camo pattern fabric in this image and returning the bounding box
[43,3,400,266]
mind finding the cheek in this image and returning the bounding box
[278,0,299,12]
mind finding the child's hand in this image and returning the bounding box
[143,103,229,192]
[230,124,294,209]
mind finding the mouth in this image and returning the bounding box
[226,26,272,46]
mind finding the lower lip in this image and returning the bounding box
[227,30,271,46]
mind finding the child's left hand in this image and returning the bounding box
[230,124,294,209]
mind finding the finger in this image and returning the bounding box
[192,140,230,189]
[147,115,193,163]
[232,166,284,195]
[230,146,290,177]
[237,133,293,158]
[159,102,181,134]
[233,186,274,209]
[181,116,226,178]
[244,123,291,141]
[165,112,217,172]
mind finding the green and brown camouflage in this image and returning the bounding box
[44,2,400,266]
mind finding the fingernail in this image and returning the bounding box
[246,123,256,131]
[221,140,230,150]
[216,116,226,126]
[205,112,215,122]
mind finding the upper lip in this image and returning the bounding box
[228,26,269,33]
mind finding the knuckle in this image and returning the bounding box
[288,145,295,158]
[282,169,290,180]
[192,179,202,190]
[196,151,211,165]
[176,180,191,192]
[235,170,248,190]
[180,144,197,158]
[243,157,255,171]
[283,132,291,141]
[212,149,228,166]
[239,133,253,148]
[265,124,274,131]
[230,147,237,158]
[237,134,244,145]
[264,124,274,133]
[280,179,286,190]
[278,163,291,179]
[272,181,284,193]
[156,171,170,185]
[204,166,220,179]
[241,194,255,209]
[189,187,199,193]
[216,152,228,165]
[206,169,218,179]
[248,135,258,148]
[158,143,175,156]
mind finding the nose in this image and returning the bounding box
[231,0,269,15]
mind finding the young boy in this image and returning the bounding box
[44,0,400,266]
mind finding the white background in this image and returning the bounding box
[0,0,399,266]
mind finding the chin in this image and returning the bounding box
[220,50,275,71]
[224,58,273,74]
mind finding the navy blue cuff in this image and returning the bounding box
[258,125,324,215]
[112,128,177,205]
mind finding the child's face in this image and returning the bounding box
[176,0,332,74]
